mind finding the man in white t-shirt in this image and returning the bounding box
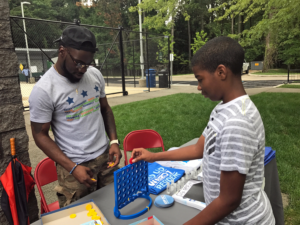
[29,25,122,207]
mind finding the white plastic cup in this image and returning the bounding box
[181,177,186,185]
[177,180,181,192]
[166,182,170,194]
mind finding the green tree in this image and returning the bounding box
[211,0,300,70]
[191,30,208,54]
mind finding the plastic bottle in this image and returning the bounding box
[176,180,181,192]
[166,182,171,195]
[186,171,191,181]
[193,168,198,179]
[181,177,186,186]
[170,180,175,194]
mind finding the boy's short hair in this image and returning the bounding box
[191,36,244,76]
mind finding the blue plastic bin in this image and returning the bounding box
[145,69,156,87]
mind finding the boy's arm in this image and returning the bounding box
[131,135,205,163]
[184,170,246,225]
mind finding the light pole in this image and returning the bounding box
[138,0,144,79]
[21,2,32,80]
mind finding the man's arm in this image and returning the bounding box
[131,135,205,163]
[31,122,95,187]
[99,97,122,166]
[184,171,246,225]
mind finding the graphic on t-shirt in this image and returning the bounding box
[64,86,100,121]
[81,90,88,98]
[66,97,74,105]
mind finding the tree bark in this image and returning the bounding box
[263,12,276,72]
[0,0,39,224]
[231,15,234,34]
[263,32,276,72]
[238,14,241,41]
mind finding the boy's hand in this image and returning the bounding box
[131,148,156,163]
[72,165,96,188]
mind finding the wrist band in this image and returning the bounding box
[70,163,78,174]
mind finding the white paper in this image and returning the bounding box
[156,147,203,172]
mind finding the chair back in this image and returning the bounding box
[34,157,58,213]
[123,129,165,165]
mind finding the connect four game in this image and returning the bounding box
[114,160,152,220]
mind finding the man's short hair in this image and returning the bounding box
[191,36,244,76]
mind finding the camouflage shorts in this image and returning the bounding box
[54,148,119,208]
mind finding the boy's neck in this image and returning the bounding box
[222,77,247,104]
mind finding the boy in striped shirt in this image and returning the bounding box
[131,36,275,224]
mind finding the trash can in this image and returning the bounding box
[158,70,169,88]
[145,68,156,88]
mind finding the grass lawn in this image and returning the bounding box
[278,84,300,89]
[253,68,288,75]
[112,92,300,224]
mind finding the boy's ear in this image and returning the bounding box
[216,64,227,80]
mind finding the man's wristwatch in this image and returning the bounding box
[110,139,120,146]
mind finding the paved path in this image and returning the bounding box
[24,85,300,215]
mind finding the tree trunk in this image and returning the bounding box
[238,14,241,41]
[188,19,191,61]
[263,12,276,72]
[210,0,214,23]
[263,32,276,72]
[241,15,244,32]
[231,15,234,34]
[0,0,39,224]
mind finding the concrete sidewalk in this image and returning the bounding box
[24,85,300,215]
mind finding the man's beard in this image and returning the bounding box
[62,61,81,83]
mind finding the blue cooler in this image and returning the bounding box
[145,69,156,87]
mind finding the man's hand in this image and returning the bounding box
[131,148,156,163]
[72,165,96,188]
[107,144,122,168]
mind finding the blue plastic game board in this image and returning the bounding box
[114,161,152,220]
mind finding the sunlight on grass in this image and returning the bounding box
[278,84,300,89]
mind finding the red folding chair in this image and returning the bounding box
[123,129,165,165]
[34,157,59,214]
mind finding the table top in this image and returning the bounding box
[32,138,202,225]
[31,138,284,225]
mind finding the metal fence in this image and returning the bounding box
[9,16,171,110]
[287,69,300,83]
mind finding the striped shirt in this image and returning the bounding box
[202,95,275,224]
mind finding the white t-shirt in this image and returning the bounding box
[29,66,109,164]
[202,95,275,224]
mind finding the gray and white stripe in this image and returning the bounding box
[202,95,275,224]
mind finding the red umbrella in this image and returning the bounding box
[0,138,35,225]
